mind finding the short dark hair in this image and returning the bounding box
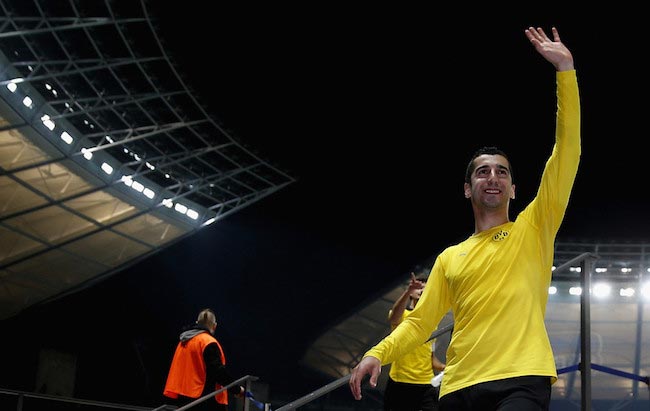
[464,146,513,184]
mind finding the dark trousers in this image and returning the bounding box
[439,376,551,411]
[383,377,440,411]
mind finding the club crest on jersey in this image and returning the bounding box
[492,229,509,242]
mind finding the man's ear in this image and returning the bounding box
[463,183,471,199]
[510,184,516,200]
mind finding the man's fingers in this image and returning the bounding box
[369,371,378,388]
[551,26,561,42]
[349,369,363,400]
[350,358,381,400]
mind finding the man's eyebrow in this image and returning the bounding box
[475,164,510,172]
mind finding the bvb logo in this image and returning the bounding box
[492,230,509,242]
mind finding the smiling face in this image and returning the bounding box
[464,154,515,210]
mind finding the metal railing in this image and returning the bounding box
[0,387,152,411]
[553,252,599,411]
[1,375,261,411]
[153,375,261,411]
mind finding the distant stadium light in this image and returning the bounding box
[131,180,144,193]
[60,131,73,145]
[6,77,24,92]
[101,162,113,175]
[620,288,635,297]
[642,283,650,299]
[81,148,93,160]
[593,283,611,298]
[41,115,55,130]
[569,287,582,296]
[174,203,188,214]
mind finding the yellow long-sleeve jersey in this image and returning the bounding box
[365,70,580,399]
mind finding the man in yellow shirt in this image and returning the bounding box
[350,26,579,411]
[383,273,446,411]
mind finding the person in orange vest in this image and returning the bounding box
[163,308,244,411]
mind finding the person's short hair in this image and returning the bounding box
[464,146,513,184]
[196,308,217,328]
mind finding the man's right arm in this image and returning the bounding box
[350,259,450,400]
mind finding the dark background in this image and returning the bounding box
[1,4,648,409]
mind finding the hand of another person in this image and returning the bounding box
[235,386,245,398]
[408,272,425,293]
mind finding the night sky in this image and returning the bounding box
[1,4,649,408]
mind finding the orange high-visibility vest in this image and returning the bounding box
[163,332,229,405]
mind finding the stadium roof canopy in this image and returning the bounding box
[0,0,294,320]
